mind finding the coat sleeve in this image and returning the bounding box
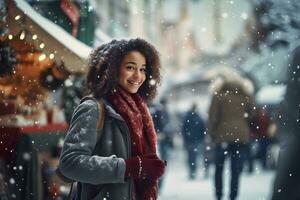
[58,99,126,185]
[247,96,257,121]
[208,95,220,139]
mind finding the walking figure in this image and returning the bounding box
[208,79,255,200]
[182,103,206,180]
[151,98,174,192]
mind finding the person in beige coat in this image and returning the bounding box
[208,79,255,200]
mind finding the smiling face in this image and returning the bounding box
[118,51,147,93]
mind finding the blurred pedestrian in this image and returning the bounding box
[57,38,165,200]
[272,45,300,200]
[243,119,256,174]
[254,107,271,170]
[182,103,206,180]
[152,99,173,163]
[208,79,255,200]
[245,106,271,174]
[151,98,174,192]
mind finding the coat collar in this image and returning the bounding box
[80,95,125,122]
[101,98,125,121]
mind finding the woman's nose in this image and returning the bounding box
[133,69,142,78]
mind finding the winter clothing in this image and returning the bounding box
[272,135,300,200]
[108,87,164,200]
[208,80,255,200]
[125,154,165,179]
[182,108,206,179]
[151,103,170,134]
[255,112,271,137]
[152,103,174,152]
[58,97,130,200]
[251,110,271,169]
[107,87,157,156]
[272,45,300,200]
[182,109,205,145]
[208,81,255,144]
[150,102,173,191]
[58,88,164,200]
[214,143,247,200]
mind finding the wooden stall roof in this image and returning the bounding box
[7,0,93,74]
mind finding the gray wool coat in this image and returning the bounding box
[58,97,134,200]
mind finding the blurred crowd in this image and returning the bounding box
[150,45,300,200]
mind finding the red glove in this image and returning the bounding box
[125,154,165,179]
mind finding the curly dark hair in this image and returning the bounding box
[85,38,161,101]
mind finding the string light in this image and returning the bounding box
[12,14,53,64]
[13,15,45,52]
[38,54,46,61]
[15,15,21,21]
[20,30,26,40]
[39,42,45,49]
[49,53,55,59]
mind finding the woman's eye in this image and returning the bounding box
[126,66,134,70]
[140,68,146,73]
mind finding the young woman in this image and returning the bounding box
[58,38,166,200]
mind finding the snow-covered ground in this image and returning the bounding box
[158,147,275,200]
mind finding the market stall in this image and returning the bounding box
[0,124,68,199]
[0,0,94,199]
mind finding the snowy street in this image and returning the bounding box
[158,146,275,200]
[2,0,299,199]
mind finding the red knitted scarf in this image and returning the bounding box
[107,86,158,200]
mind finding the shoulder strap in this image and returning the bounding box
[96,100,105,131]
[80,95,105,132]
[82,96,106,139]
[56,97,106,185]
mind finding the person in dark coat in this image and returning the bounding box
[152,99,173,162]
[255,107,271,170]
[272,45,300,200]
[182,103,206,179]
[58,38,166,200]
[150,98,173,191]
[245,106,271,173]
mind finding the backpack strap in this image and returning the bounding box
[96,100,105,132]
[56,96,106,183]
[80,95,105,138]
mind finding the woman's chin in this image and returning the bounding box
[124,86,139,93]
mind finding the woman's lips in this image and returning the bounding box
[128,80,141,85]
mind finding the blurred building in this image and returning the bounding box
[3,0,295,117]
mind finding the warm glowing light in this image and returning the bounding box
[15,15,21,20]
[20,31,26,40]
[39,54,46,61]
[32,34,37,40]
[49,53,55,59]
[39,43,45,49]
[8,35,13,40]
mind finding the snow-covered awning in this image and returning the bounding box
[7,0,94,73]
[256,84,286,105]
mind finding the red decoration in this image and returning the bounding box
[60,0,80,37]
